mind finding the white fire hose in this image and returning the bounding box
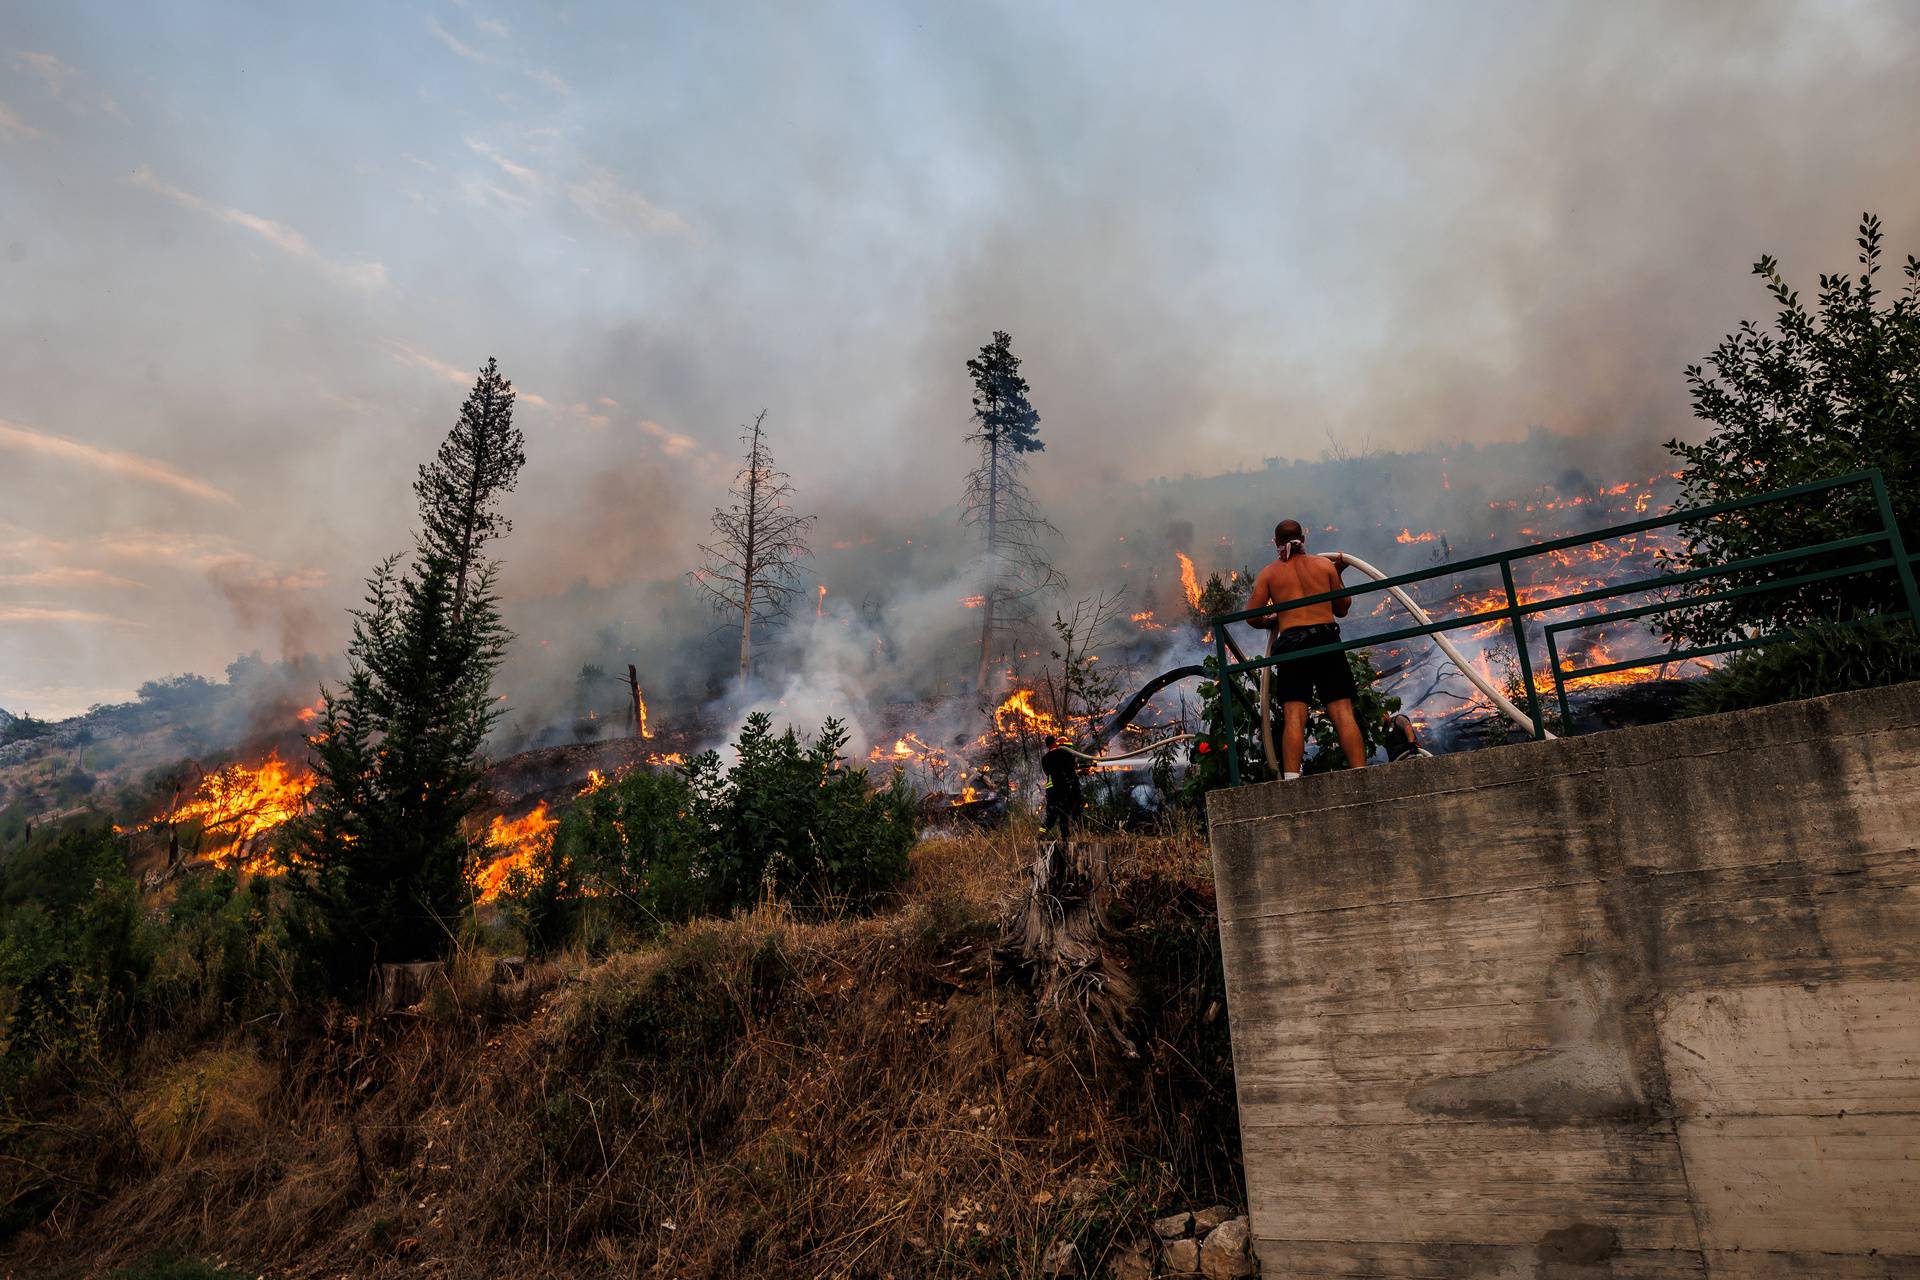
[1055,550,1549,775]
[1255,551,1551,775]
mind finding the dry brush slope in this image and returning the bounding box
[8,827,1242,1279]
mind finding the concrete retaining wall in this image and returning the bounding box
[1206,682,1920,1278]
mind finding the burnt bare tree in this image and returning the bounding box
[692,411,816,678]
[414,357,526,621]
[963,331,1062,690]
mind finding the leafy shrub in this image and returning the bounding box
[0,823,149,1080]
[1682,619,1920,717]
[505,715,917,950]
[148,870,290,1027]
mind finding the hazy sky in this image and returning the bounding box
[3,1,1917,716]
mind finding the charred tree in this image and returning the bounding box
[414,357,526,621]
[964,331,1062,690]
[691,412,816,679]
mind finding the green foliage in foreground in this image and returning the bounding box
[1665,213,1920,646]
[505,713,918,950]
[0,826,287,1092]
[1681,619,1920,718]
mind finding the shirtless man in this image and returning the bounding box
[1243,519,1367,779]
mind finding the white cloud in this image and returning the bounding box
[527,67,570,96]
[566,167,690,239]
[427,16,490,63]
[0,604,143,626]
[0,98,39,137]
[0,567,146,590]
[384,339,478,387]
[13,51,117,113]
[0,417,237,505]
[641,419,700,457]
[476,17,510,38]
[128,165,388,290]
[13,51,76,96]
[466,136,539,186]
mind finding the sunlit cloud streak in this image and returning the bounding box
[128,165,389,290]
[0,418,237,505]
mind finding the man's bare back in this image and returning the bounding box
[1247,552,1350,632]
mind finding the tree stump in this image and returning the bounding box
[373,961,446,1013]
[1000,838,1139,1058]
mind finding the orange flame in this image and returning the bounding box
[816,583,828,617]
[1175,552,1201,609]
[157,754,315,874]
[1395,528,1438,544]
[993,688,1061,738]
[475,803,556,901]
[960,594,985,609]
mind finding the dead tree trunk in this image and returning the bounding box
[999,838,1138,1058]
[626,664,647,739]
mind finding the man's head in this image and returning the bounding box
[1044,735,1058,750]
[1274,519,1306,561]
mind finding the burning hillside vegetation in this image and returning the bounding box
[32,448,1721,892]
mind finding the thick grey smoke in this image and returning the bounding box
[2,1,1916,717]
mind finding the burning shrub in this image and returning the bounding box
[504,716,917,952]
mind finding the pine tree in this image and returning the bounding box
[691,412,816,678]
[286,363,518,990]
[963,331,1062,689]
[414,357,525,620]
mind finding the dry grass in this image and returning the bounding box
[6,826,1238,1279]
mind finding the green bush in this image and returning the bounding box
[147,870,290,1027]
[0,823,149,1080]
[505,714,917,950]
[1682,619,1920,717]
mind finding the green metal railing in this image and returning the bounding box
[1209,468,1920,786]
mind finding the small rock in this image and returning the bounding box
[1063,1175,1106,1206]
[1043,1239,1084,1277]
[1110,1241,1155,1280]
[1191,1205,1235,1233]
[1199,1216,1253,1279]
[1161,1237,1200,1273]
[1151,1211,1194,1239]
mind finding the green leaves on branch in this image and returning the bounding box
[505,714,918,951]
[1665,214,1920,646]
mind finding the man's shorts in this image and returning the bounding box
[1270,622,1359,706]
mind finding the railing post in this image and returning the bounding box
[1871,469,1920,636]
[1215,621,1240,787]
[1545,627,1574,735]
[1500,557,1546,739]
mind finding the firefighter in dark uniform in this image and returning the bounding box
[1383,711,1429,761]
[1040,734,1085,837]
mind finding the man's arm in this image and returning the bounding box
[1328,556,1352,617]
[1245,567,1278,630]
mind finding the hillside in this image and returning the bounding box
[2,826,1246,1280]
